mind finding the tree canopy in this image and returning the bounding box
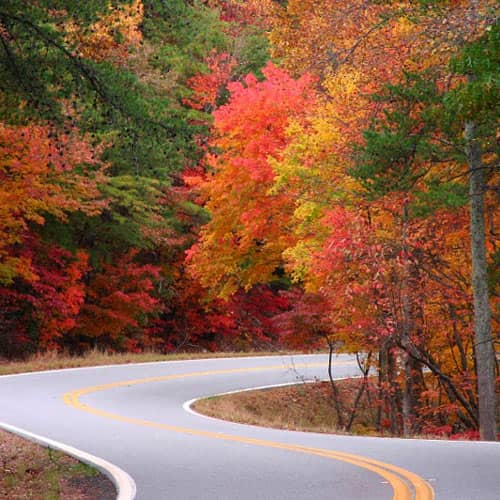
[0,0,497,439]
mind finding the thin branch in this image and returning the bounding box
[0,10,178,136]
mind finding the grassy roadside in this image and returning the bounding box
[193,379,379,436]
[193,380,490,440]
[0,349,299,377]
[0,429,115,500]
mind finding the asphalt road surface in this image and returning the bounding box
[1,354,499,499]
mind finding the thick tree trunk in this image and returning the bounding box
[465,117,498,441]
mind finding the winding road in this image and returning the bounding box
[1,354,499,499]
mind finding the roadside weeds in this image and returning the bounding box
[0,349,300,377]
[0,429,115,500]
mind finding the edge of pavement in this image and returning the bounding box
[0,421,136,500]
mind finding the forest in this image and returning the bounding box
[0,1,498,440]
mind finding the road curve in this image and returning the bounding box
[1,354,499,499]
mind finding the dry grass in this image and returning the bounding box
[193,381,488,441]
[0,429,115,500]
[193,379,379,435]
[0,349,297,377]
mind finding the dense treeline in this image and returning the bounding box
[0,1,497,439]
[0,0,275,357]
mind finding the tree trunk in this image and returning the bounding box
[465,116,498,441]
[401,198,415,436]
[387,348,400,435]
[326,340,345,429]
[345,352,372,432]
[377,346,386,432]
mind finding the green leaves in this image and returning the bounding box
[0,1,208,177]
[413,179,468,217]
[143,0,228,77]
[351,72,442,198]
[446,21,499,127]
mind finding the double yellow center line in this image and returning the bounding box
[63,362,434,500]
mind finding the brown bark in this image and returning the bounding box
[326,340,345,429]
[401,199,416,436]
[465,115,498,441]
[345,352,372,432]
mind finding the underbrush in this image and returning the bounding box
[193,379,486,440]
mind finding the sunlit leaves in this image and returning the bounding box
[187,63,316,297]
[0,123,104,284]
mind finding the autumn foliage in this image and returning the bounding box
[0,0,497,438]
[186,63,316,297]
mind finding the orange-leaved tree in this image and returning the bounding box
[186,62,316,298]
[0,123,104,285]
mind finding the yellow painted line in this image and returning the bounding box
[63,362,434,500]
[63,362,331,398]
